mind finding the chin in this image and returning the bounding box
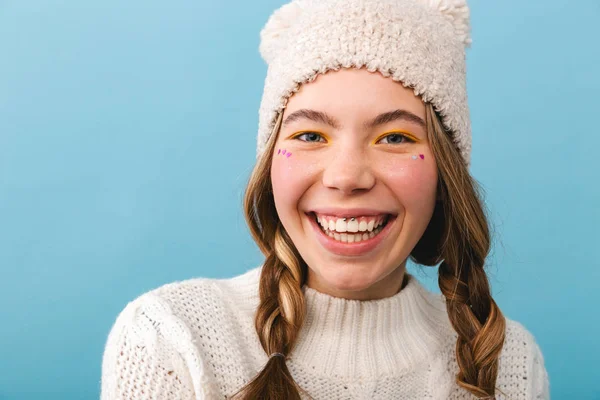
[310,261,380,293]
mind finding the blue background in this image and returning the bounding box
[0,0,598,399]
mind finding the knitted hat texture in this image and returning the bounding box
[256,0,472,166]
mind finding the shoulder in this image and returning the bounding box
[101,266,263,399]
[502,318,548,377]
[109,265,263,342]
[101,279,216,399]
[438,314,550,399]
[100,286,204,399]
[497,318,550,399]
[145,265,263,321]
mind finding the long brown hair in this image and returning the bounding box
[230,101,506,399]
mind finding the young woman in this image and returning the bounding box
[101,0,550,399]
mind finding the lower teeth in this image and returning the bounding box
[320,224,385,243]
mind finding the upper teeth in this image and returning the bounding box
[316,215,387,233]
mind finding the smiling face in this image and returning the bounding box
[270,68,439,300]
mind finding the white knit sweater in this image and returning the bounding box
[100,266,550,399]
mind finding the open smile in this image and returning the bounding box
[306,212,397,256]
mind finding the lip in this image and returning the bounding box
[306,212,396,257]
[311,207,394,218]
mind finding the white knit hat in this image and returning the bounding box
[256,0,473,167]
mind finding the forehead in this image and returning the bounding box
[283,68,425,119]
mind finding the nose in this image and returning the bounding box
[321,147,375,195]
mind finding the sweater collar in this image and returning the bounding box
[289,272,454,378]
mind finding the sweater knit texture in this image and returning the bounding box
[100,266,550,399]
[256,0,473,166]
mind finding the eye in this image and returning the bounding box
[377,133,416,145]
[293,132,326,143]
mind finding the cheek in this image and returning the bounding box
[378,155,438,209]
[271,150,320,217]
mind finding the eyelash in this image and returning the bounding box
[292,131,416,144]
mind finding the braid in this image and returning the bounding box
[256,225,306,355]
[439,263,506,398]
[411,103,508,399]
[229,225,311,399]
[233,111,312,399]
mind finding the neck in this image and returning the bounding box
[305,263,408,301]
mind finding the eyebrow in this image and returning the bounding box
[281,108,427,131]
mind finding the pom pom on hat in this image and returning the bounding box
[424,0,472,47]
[259,0,307,64]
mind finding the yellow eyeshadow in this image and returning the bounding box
[372,130,421,144]
[288,131,331,141]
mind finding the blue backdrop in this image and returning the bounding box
[0,1,598,399]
